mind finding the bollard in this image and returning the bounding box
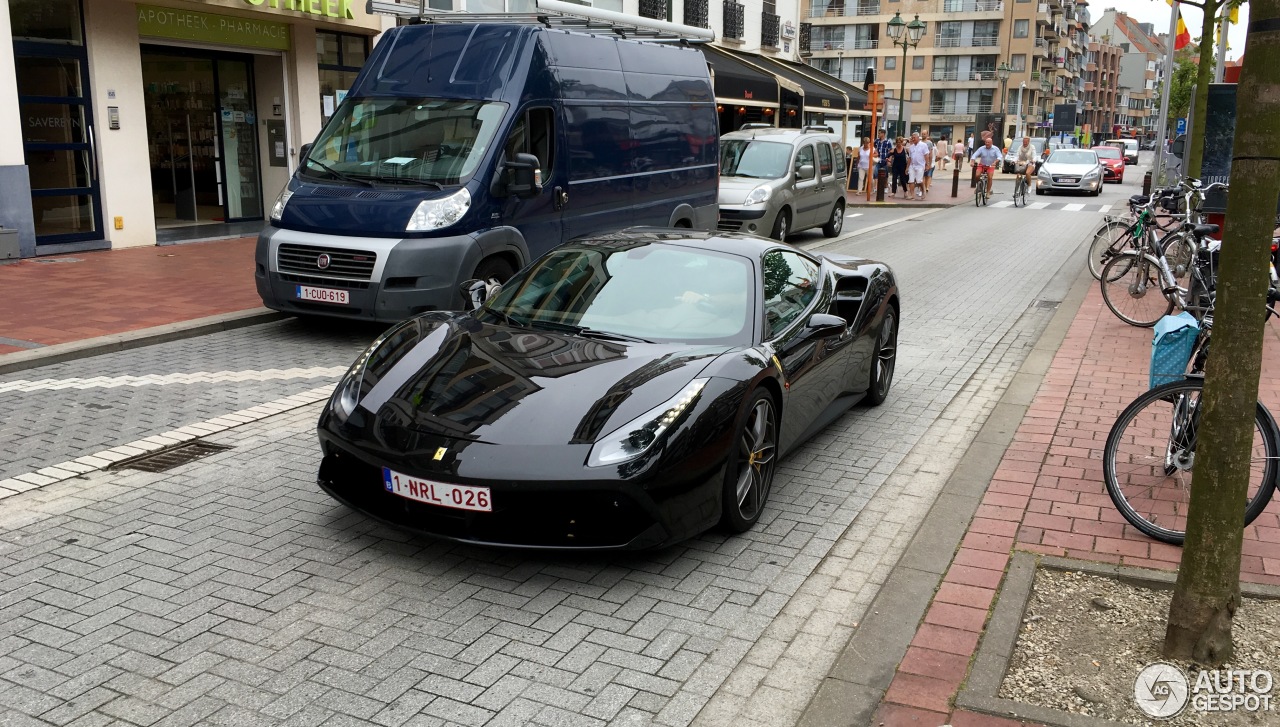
[876,167,887,202]
[970,163,978,188]
[1142,170,1153,197]
[951,165,960,198]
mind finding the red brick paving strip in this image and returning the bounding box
[871,285,1280,724]
[0,238,261,348]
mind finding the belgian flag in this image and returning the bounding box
[1166,0,1192,50]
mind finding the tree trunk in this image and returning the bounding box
[1185,0,1221,179]
[1165,0,1280,664]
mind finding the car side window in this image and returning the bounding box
[816,143,833,178]
[831,142,846,175]
[762,250,821,339]
[503,107,556,180]
[794,145,815,177]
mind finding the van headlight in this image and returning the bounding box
[588,378,708,467]
[269,187,293,222]
[744,186,771,205]
[406,188,471,231]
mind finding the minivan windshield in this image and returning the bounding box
[720,140,792,179]
[303,98,508,185]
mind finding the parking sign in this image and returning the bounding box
[1176,117,1187,135]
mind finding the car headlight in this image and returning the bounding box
[1083,169,1101,179]
[1038,167,1051,178]
[331,320,414,423]
[588,378,708,467]
[406,187,471,231]
[744,186,771,205]
[269,187,293,222]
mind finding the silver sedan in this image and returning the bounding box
[1035,149,1104,196]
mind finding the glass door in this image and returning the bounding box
[12,0,103,245]
[217,59,262,221]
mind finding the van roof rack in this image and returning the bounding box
[367,0,716,43]
[803,125,835,134]
[739,123,773,130]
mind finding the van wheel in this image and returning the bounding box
[822,201,845,237]
[473,256,515,285]
[770,210,790,242]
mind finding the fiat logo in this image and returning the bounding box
[316,253,331,270]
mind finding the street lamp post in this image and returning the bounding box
[1017,81,1026,140]
[997,61,1012,143]
[885,12,925,138]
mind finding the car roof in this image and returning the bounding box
[569,227,812,259]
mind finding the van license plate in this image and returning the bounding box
[382,468,492,512]
[296,285,349,305]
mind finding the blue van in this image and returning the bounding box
[255,23,719,321]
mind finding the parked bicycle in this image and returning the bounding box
[1087,188,1190,280]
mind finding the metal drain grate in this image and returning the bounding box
[1033,300,1061,309]
[109,441,232,473]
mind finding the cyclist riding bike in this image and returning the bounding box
[970,137,1003,193]
[1015,136,1037,187]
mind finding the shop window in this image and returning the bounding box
[318,31,370,126]
[9,0,83,44]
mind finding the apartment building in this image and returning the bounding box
[801,0,1091,144]
[1080,38,1122,138]
[1089,8,1162,138]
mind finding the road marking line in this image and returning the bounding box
[0,366,348,394]
[1028,202,1051,210]
[846,212,863,218]
[0,385,336,501]
[988,201,1014,208]
[1097,204,1111,215]
[1063,203,1086,212]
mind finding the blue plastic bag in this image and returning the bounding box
[1150,312,1200,389]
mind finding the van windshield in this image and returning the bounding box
[720,140,792,179]
[302,98,508,185]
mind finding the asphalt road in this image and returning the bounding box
[0,166,1146,727]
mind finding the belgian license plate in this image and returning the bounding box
[1062,177,1079,183]
[382,467,492,512]
[296,285,349,305]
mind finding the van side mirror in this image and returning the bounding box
[796,164,816,181]
[504,153,543,198]
[459,278,502,311]
[298,143,312,162]
[1171,135,1185,158]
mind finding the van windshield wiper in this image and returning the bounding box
[527,319,654,343]
[369,176,445,190]
[304,158,373,187]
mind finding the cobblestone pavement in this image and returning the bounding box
[0,188,1127,726]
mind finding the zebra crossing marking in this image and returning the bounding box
[1062,203,1087,212]
[989,200,1014,208]
[1027,202,1051,210]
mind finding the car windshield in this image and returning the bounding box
[1093,147,1121,159]
[1048,151,1097,165]
[302,98,508,185]
[484,243,754,344]
[720,140,792,179]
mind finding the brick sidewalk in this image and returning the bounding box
[871,283,1280,726]
[0,237,261,355]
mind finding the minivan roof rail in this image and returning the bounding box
[803,125,835,134]
[739,123,773,130]
[367,0,716,43]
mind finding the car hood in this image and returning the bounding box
[352,313,730,448]
[1042,162,1098,175]
[718,176,780,205]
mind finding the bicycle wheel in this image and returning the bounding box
[975,180,984,207]
[1104,378,1279,545]
[1088,221,1134,280]
[1160,232,1196,286]
[1101,252,1176,327]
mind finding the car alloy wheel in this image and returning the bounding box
[722,392,777,532]
[863,308,896,406]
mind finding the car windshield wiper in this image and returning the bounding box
[479,308,526,328]
[304,158,373,187]
[527,319,655,343]
[368,175,445,190]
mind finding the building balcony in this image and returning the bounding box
[942,0,1003,13]
[807,1,881,18]
[809,38,879,51]
[934,34,1000,48]
[929,103,995,115]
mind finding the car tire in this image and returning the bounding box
[472,256,516,286]
[720,389,779,533]
[770,209,790,242]
[862,307,897,407]
[822,200,845,237]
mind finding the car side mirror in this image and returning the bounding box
[804,313,846,339]
[504,153,543,198]
[459,278,501,311]
[298,143,312,162]
[1171,136,1185,159]
[796,164,816,181]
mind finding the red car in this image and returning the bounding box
[1092,146,1126,183]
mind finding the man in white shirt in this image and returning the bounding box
[906,132,931,199]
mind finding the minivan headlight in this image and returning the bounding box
[588,378,708,467]
[407,188,471,231]
[270,187,293,222]
[744,186,771,205]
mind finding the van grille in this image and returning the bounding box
[717,220,744,232]
[278,244,377,281]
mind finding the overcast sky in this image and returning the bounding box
[1095,0,1247,61]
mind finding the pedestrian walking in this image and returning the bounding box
[937,136,949,171]
[966,133,974,159]
[888,137,909,198]
[953,137,966,169]
[874,129,892,195]
[857,137,873,194]
[906,132,930,199]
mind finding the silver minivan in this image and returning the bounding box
[716,126,848,241]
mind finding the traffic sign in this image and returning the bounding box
[1176,117,1187,135]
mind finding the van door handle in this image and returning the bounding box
[554,186,568,210]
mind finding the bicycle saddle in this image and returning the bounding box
[1130,194,1150,205]
[1192,224,1220,237]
